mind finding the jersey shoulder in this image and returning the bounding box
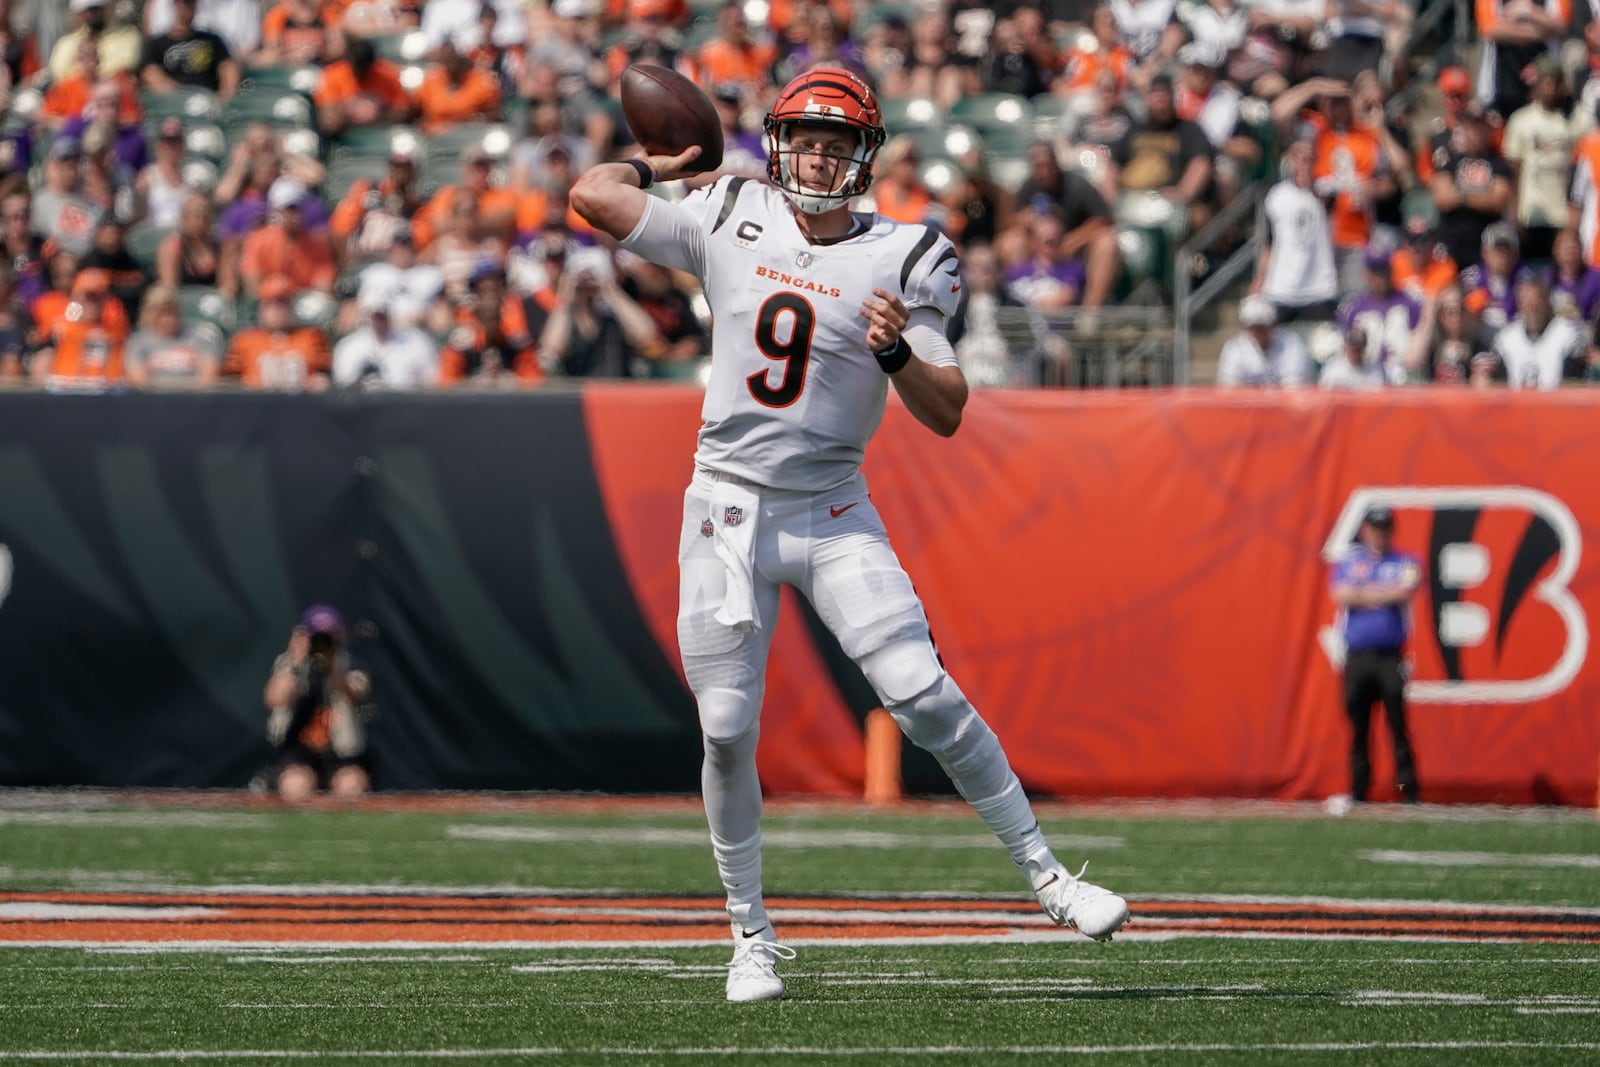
[681,174,769,234]
[881,218,961,318]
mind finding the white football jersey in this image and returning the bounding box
[622,176,962,492]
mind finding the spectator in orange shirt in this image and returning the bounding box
[696,0,777,97]
[510,139,594,235]
[870,137,933,225]
[31,267,128,387]
[27,249,84,352]
[416,41,502,134]
[258,0,343,67]
[1277,78,1393,293]
[40,39,140,132]
[602,0,687,28]
[314,38,414,138]
[768,0,850,42]
[412,144,518,249]
[226,274,332,389]
[466,2,526,99]
[1391,195,1460,302]
[238,178,338,297]
[1058,5,1132,96]
[330,143,429,258]
[421,190,506,302]
[440,260,539,384]
[606,0,697,86]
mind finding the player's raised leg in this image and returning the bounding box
[677,481,792,1000]
[805,505,1128,940]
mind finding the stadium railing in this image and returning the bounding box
[1170,183,1267,385]
[992,305,1175,388]
[1384,0,1474,123]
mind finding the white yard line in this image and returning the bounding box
[0,813,263,829]
[0,904,222,921]
[444,825,1123,850]
[225,955,487,965]
[1364,849,1600,869]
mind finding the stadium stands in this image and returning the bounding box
[0,0,1591,389]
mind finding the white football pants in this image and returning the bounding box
[678,468,1051,934]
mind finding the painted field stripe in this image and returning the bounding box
[9,884,1594,917]
[1,930,1589,952]
[1364,849,1600,869]
[0,1042,1598,1060]
[0,904,223,921]
[0,813,263,829]
[445,826,1124,850]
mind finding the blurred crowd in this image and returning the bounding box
[0,0,1592,390]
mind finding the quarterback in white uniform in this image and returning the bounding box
[572,66,1128,1003]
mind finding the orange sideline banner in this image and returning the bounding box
[586,388,1600,805]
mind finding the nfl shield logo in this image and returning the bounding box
[723,506,743,527]
[700,518,714,538]
[795,250,814,269]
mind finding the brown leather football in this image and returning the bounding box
[619,64,724,175]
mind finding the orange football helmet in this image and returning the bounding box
[763,66,887,215]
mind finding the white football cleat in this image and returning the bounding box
[1032,862,1129,941]
[725,930,796,1003]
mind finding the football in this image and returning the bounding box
[619,64,724,175]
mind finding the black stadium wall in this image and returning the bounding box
[0,391,705,792]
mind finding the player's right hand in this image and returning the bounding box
[643,145,704,184]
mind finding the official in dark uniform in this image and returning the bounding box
[1329,506,1422,808]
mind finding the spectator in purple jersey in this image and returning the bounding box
[708,85,766,179]
[216,148,329,242]
[1004,209,1087,312]
[1459,221,1519,335]
[775,5,867,86]
[1337,244,1422,381]
[58,77,149,176]
[1545,229,1600,323]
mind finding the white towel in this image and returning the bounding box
[709,481,760,633]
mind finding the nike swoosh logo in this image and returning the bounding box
[740,926,770,939]
[829,503,858,518]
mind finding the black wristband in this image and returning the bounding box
[874,337,912,374]
[626,158,655,189]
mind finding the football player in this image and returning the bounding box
[572,67,1128,1003]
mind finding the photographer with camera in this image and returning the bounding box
[261,605,373,802]
[537,246,663,378]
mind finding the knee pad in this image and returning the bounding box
[860,641,974,755]
[887,673,979,755]
[697,686,761,746]
[858,638,944,706]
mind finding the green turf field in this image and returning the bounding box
[1,793,1598,1064]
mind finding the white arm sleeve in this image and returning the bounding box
[903,306,958,369]
[620,195,709,281]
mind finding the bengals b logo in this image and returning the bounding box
[1320,487,1587,704]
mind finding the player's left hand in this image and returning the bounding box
[861,288,908,353]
